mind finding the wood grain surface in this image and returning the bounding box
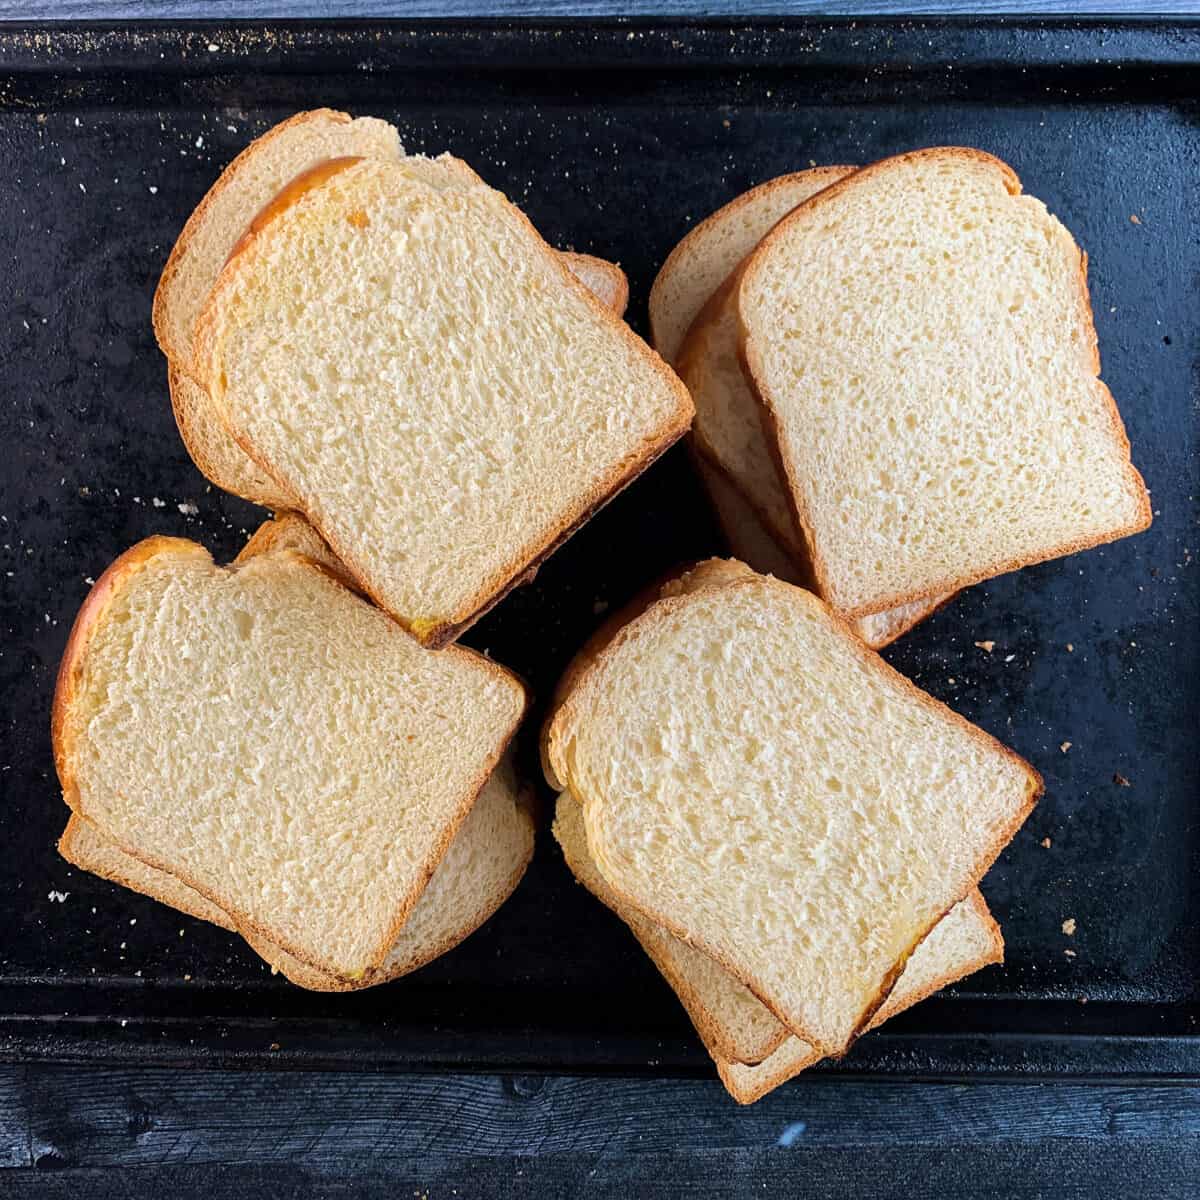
[1,1,1195,16]
[1,1066,1197,1197]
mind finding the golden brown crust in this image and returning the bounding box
[738,147,1151,620]
[58,813,238,933]
[153,109,357,369]
[196,158,694,647]
[52,534,528,982]
[649,166,856,362]
[546,570,1040,1055]
[558,252,630,318]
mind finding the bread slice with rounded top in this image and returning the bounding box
[52,535,526,981]
[545,560,1039,1055]
[739,147,1152,620]
[554,792,1002,1102]
[157,110,631,509]
[56,516,535,990]
[649,167,854,365]
[197,157,692,646]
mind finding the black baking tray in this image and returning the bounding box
[0,18,1197,1080]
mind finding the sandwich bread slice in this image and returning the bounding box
[738,147,1152,619]
[196,157,692,645]
[52,534,526,981]
[545,560,1039,1055]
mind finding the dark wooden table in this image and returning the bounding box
[3,4,1198,1197]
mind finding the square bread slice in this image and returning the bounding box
[195,157,692,646]
[739,147,1152,619]
[694,456,945,649]
[155,109,631,510]
[554,791,1002,1103]
[52,535,526,981]
[649,167,855,366]
[56,515,535,991]
[544,561,1039,1055]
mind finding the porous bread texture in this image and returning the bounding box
[52,536,526,981]
[546,565,1039,1055]
[234,511,337,568]
[158,113,630,511]
[57,520,533,991]
[664,168,950,648]
[739,147,1152,619]
[554,792,1002,1104]
[197,158,693,646]
[649,167,855,364]
[693,452,947,650]
[241,759,535,990]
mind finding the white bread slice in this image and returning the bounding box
[196,157,693,646]
[157,111,630,510]
[693,434,946,650]
[545,560,1039,1055]
[649,167,854,365]
[52,535,526,981]
[554,792,1002,1103]
[739,147,1152,619]
[57,516,534,991]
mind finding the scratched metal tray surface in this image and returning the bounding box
[0,19,1196,1077]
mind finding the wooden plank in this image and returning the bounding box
[6,1141,1200,1200]
[0,1,1194,17]
[10,1066,1200,1166]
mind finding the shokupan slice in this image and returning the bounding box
[649,167,855,366]
[554,792,1002,1104]
[52,535,526,982]
[196,157,692,646]
[56,516,535,991]
[738,147,1152,620]
[545,562,1039,1056]
[155,108,631,510]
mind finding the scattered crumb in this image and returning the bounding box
[947,677,956,685]
[1041,837,1052,848]
[1064,949,1077,958]
[592,599,609,616]
[974,640,995,653]
[47,891,69,903]
[269,1042,281,1051]
[1062,918,1077,936]
[1060,741,1072,753]
[148,185,158,195]
[722,119,730,128]
[207,42,219,52]
[1004,654,1015,663]
[152,497,165,508]
[177,501,199,516]
[183,974,191,981]
[1130,214,1141,224]
[1066,643,1074,652]
[1113,773,1131,787]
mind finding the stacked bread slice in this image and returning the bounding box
[653,149,1150,645]
[56,111,678,985]
[54,522,529,986]
[154,110,686,647]
[545,559,1039,1102]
